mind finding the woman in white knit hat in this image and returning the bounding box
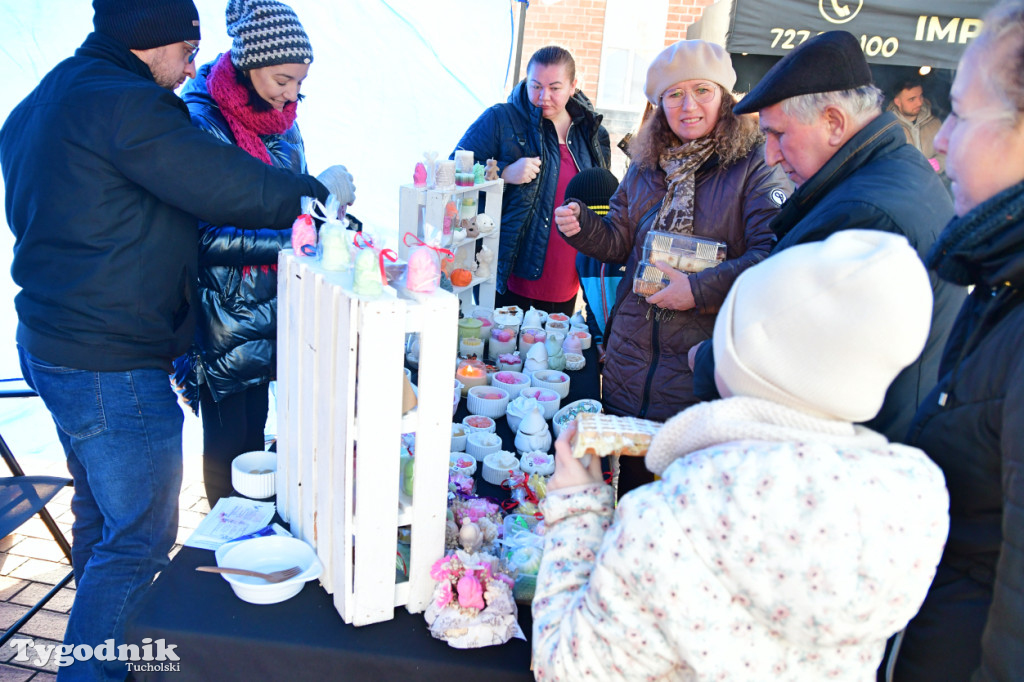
[531,230,950,681]
[553,40,790,498]
[171,0,353,504]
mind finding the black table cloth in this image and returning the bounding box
[124,345,601,681]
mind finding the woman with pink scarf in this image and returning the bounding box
[172,0,337,505]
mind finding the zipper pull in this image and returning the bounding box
[938,392,948,407]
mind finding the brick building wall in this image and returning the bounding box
[513,0,717,101]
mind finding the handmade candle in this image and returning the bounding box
[456,359,487,395]
[459,336,484,358]
[319,220,350,271]
[457,317,483,341]
[488,325,517,360]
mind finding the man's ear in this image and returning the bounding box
[822,105,850,147]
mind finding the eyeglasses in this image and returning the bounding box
[183,40,199,64]
[661,84,718,108]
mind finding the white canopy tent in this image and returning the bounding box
[0,0,515,379]
[0,1,515,459]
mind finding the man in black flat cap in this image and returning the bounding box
[0,1,329,679]
[691,30,964,443]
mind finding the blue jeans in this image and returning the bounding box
[19,347,182,682]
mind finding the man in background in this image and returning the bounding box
[888,78,945,173]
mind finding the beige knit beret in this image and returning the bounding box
[713,230,933,423]
[644,40,737,105]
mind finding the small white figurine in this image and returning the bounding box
[475,245,495,279]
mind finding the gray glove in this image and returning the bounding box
[317,165,356,207]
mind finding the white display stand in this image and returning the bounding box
[398,179,503,312]
[276,250,458,626]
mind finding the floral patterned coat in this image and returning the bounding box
[532,397,950,681]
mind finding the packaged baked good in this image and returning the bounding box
[634,230,727,297]
[570,412,661,459]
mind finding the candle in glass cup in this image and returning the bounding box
[456,360,488,395]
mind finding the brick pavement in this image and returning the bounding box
[0,457,208,680]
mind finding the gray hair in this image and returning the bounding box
[971,0,1024,122]
[779,85,884,125]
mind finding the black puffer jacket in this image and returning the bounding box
[0,33,326,373]
[901,180,1024,681]
[694,113,966,442]
[172,59,306,407]
[452,83,609,293]
[566,145,788,421]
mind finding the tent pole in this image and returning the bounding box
[512,0,529,85]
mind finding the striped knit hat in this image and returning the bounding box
[226,0,313,70]
[565,168,620,216]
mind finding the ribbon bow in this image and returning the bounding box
[403,232,455,262]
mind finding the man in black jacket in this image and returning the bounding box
[691,31,965,444]
[0,1,328,678]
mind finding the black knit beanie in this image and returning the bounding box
[227,0,313,70]
[93,0,200,50]
[565,168,620,216]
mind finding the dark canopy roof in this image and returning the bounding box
[690,0,997,69]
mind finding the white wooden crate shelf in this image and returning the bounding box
[398,180,503,313]
[276,250,458,626]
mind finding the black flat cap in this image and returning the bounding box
[734,31,873,115]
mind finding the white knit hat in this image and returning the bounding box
[713,230,933,422]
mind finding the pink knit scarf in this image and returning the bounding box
[206,52,297,165]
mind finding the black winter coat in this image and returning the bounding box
[172,60,308,407]
[694,113,966,442]
[452,83,610,293]
[899,180,1024,681]
[0,33,327,373]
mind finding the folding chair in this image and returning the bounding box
[0,379,74,647]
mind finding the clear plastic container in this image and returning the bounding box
[633,230,727,297]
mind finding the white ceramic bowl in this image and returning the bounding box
[564,353,586,371]
[214,536,323,605]
[451,423,468,452]
[531,370,571,400]
[568,329,592,350]
[449,452,478,476]
[490,370,531,400]
[481,450,522,485]
[462,414,496,434]
[466,385,510,418]
[518,387,561,419]
[453,379,463,416]
[545,319,570,335]
[466,432,503,461]
[231,451,277,499]
[552,398,603,437]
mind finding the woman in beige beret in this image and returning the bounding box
[554,40,791,496]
